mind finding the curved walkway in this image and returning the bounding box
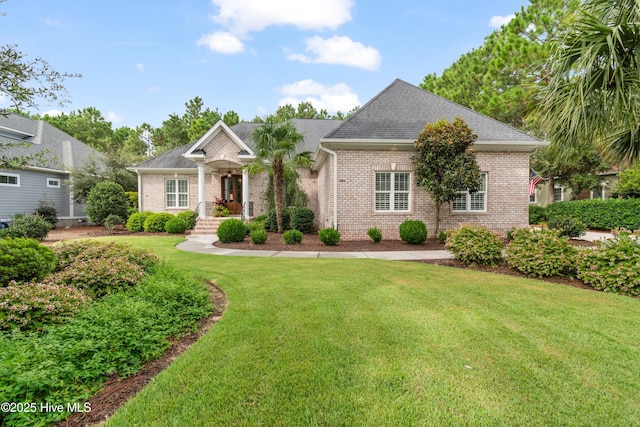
[176,230,613,261]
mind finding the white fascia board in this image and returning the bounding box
[0,125,35,139]
[470,140,549,152]
[23,165,68,174]
[127,167,197,174]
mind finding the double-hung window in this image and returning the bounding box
[375,172,410,212]
[452,173,487,212]
[165,179,188,208]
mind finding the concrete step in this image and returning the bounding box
[192,216,242,235]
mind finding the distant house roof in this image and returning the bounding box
[131,118,342,171]
[0,113,104,172]
[323,79,542,146]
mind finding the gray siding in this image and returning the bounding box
[0,168,71,219]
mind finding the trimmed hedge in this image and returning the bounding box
[283,229,303,244]
[217,218,247,243]
[546,199,640,230]
[143,213,175,232]
[399,220,427,244]
[126,211,154,232]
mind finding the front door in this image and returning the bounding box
[221,174,243,215]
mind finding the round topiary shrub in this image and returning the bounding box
[399,220,427,244]
[319,228,341,246]
[0,238,58,285]
[283,229,303,244]
[177,210,198,230]
[505,228,578,277]
[165,217,188,234]
[445,224,504,266]
[143,212,175,232]
[290,207,315,234]
[126,211,154,232]
[251,228,268,244]
[217,218,247,243]
[85,181,129,225]
[367,227,382,243]
[576,231,640,296]
[9,214,52,241]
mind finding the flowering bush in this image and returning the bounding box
[576,231,640,296]
[0,238,58,285]
[445,224,504,266]
[0,282,90,331]
[54,240,160,274]
[505,228,578,277]
[45,257,145,298]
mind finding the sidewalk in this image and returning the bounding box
[176,234,454,260]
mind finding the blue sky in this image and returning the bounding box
[1,0,531,129]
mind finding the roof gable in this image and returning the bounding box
[184,120,254,159]
[323,79,541,144]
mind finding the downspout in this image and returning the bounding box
[319,142,338,229]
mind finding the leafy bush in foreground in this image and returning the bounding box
[165,217,188,234]
[0,264,212,427]
[399,220,427,244]
[445,224,504,266]
[217,218,247,243]
[251,228,268,244]
[283,229,303,244]
[0,238,58,285]
[126,211,154,232]
[143,212,175,232]
[505,228,577,277]
[0,283,90,331]
[5,215,53,241]
[319,228,341,246]
[85,181,129,225]
[54,240,160,274]
[576,231,640,296]
[177,210,198,230]
[368,227,382,243]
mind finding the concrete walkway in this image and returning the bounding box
[176,234,454,260]
[176,230,614,261]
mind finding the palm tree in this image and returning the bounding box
[245,117,309,233]
[536,0,640,163]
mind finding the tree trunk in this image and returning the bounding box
[434,201,441,237]
[548,175,555,204]
[274,159,285,233]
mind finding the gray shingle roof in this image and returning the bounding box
[324,79,541,143]
[131,141,198,169]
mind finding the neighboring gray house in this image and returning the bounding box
[0,113,104,227]
[130,79,546,240]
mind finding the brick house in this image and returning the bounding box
[130,79,545,240]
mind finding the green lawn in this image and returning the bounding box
[102,236,640,426]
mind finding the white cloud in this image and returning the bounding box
[42,109,63,117]
[279,80,359,113]
[288,35,381,71]
[44,19,68,28]
[106,111,124,124]
[196,31,244,54]
[136,63,145,72]
[489,14,515,28]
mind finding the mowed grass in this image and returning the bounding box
[101,236,640,426]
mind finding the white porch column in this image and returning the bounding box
[197,161,206,219]
[242,168,249,218]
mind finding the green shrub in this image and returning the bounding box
[85,181,130,225]
[54,240,160,274]
[104,214,125,233]
[217,218,247,243]
[546,199,640,230]
[247,219,266,234]
[283,229,303,244]
[399,220,427,244]
[0,264,212,426]
[35,204,58,228]
[368,227,382,243]
[0,238,58,285]
[165,217,188,234]
[177,210,198,230]
[319,228,341,246]
[251,228,268,244]
[0,227,27,239]
[0,283,90,331]
[505,228,578,277]
[254,214,268,223]
[8,214,52,241]
[576,231,640,296]
[445,224,504,266]
[267,208,291,231]
[438,230,447,243]
[616,167,640,198]
[529,205,548,224]
[143,212,175,232]
[125,191,139,209]
[126,211,154,232]
[547,215,587,238]
[290,207,315,233]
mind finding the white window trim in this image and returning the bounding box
[0,172,20,187]
[46,177,61,188]
[165,178,189,209]
[452,172,487,213]
[374,171,411,212]
[554,186,564,202]
[529,189,537,204]
[590,183,606,200]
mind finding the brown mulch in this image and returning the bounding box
[42,226,597,425]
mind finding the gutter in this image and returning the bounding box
[318,142,338,229]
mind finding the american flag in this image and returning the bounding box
[529,170,542,196]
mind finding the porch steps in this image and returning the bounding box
[192,216,240,235]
